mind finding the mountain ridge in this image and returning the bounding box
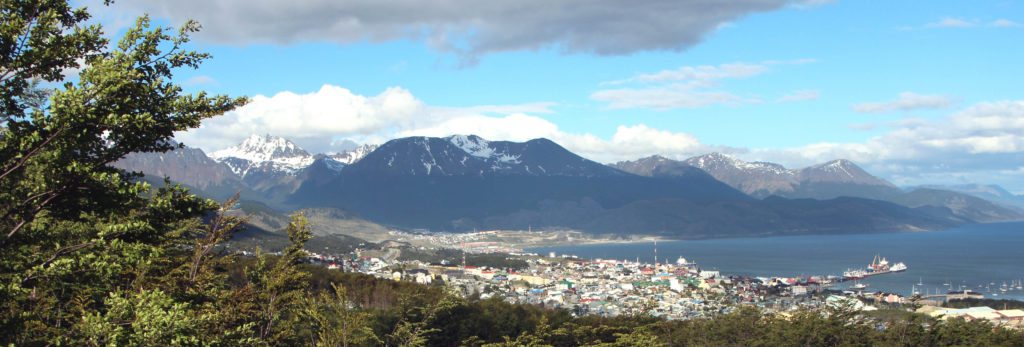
[115,134,1014,238]
[613,154,1022,223]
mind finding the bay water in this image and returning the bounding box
[528,221,1024,300]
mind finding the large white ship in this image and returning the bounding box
[843,255,907,280]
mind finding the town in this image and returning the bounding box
[279,234,1024,329]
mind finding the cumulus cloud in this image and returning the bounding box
[757,100,1024,186]
[591,59,813,110]
[852,92,954,113]
[175,84,719,162]
[111,0,799,63]
[176,84,1024,191]
[178,85,426,153]
[398,116,720,162]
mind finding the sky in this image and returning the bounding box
[85,0,1024,193]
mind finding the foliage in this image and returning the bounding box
[945,298,1024,310]
[301,283,379,347]
[246,213,313,344]
[398,247,530,270]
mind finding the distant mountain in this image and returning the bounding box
[291,135,960,237]
[207,135,386,202]
[681,153,798,196]
[614,154,1022,223]
[889,188,1022,222]
[797,159,895,187]
[618,154,898,199]
[917,184,1024,210]
[344,135,624,177]
[329,144,379,165]
[211,134,315,176]
[116,134,983,238]
[114,146,251,201]
[675,153,895,198]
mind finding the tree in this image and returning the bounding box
[246,213,312,344]
[1,0,106,123]
[302,282,380,347]
[0,0,245,344]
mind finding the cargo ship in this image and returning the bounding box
[843,255,907,280]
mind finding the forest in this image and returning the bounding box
[2,1,1023,345]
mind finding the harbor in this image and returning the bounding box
[528,221,1024,301]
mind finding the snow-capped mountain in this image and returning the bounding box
[681,153,799,196]
[674,153,895,195]
[211,134,315,177]
[610,155,717,179]
[115,134,981,236]
[797,159,895,187]
[329,144,379,165]
[344,135,623,177]
[616,152,900,198]
[613,153,1022,222]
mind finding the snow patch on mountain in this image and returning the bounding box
[687,153,795,177]
[446,134,523,164]
[810,160,856,178]
[330,144,379,165]
[448,135,494,158]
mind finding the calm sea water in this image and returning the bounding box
[528,221,1024,300]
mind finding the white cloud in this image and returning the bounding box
[175,84,716,162]
[778,90,820,102]
[759,101,1024,180]
[926,17,977,28]
[398,117,719,162]
[907,17,1022,30]
[790,0,835,9]
[177,84,1024,191]
[591,84,755,110]
[852,92,954,113]
[846,123,877,131]
[184,75,216,86]
[991,19,1022,28]
[606,63,769,86]
[109,0,802,64]
[591,59,813,110]
[177,85,427,153]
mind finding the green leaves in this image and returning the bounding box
[0,0,106,122]
[78,289,200,347]
[0,0,244,343]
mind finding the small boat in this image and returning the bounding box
[852,282,869,290]
[917,277,924,286]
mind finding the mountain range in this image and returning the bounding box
[915,184,1024,210]
[114,134,1021,239]
[612,154,1021,223]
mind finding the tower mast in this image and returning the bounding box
[654,240,658,266]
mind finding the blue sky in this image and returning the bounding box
[89,0,1024,192]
